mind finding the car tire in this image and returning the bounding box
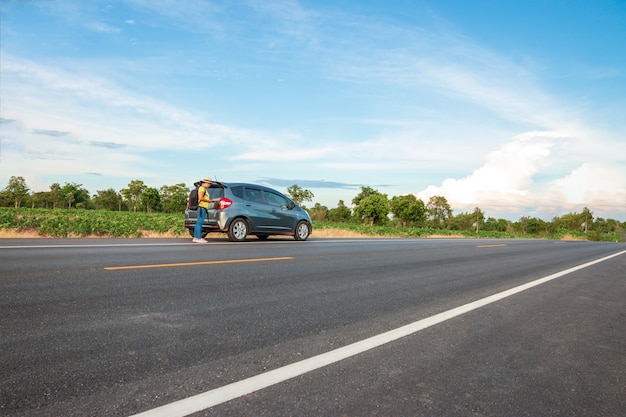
[294,221,311,241]
[228,218,248,242]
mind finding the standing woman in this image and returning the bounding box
[193,177,212,243]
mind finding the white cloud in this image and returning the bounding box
[549,163,626,211]
[415,131,626,219]
[0,54,260,150]
[416,132,554,203]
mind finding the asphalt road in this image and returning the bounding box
[1,237,624,417]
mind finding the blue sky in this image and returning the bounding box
[1,0,625,221]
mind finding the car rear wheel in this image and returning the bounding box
[294,221,311,241]
[228,218,248,242]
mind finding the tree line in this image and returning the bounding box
[0,176,186,213]
[291,185,624,241]
[2,176,625,241]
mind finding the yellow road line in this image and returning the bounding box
[104,256,294,270]
[476,244,508,248]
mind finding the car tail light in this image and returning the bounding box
[217,197,233,210]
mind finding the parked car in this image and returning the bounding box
[184,182,312,242]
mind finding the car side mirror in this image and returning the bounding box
[287,201,295,210]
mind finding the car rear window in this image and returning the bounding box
[208,186,224,199]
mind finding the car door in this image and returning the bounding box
[243,187,274,231]
[261,189,297,231]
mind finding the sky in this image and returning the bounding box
[1,0,625,221]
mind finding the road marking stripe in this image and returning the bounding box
[104,257,293,270]
[129,249,626,417]
[476,244,508,248]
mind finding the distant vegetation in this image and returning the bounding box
[0,208,184,238]
[1,176,624,241]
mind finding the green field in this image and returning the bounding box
[0,208,187,238]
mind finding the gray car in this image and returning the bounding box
[184,182,312,242]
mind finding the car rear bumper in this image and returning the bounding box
[184,211,230,232]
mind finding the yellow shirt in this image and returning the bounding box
[198,186,210,209]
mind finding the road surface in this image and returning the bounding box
[1,237,624,416]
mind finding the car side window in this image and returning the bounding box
[264,190,288,207]
[231,186,243,199]
[244,188,264,203]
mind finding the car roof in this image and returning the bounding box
[211,182,286,194]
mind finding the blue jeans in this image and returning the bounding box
[194,208,207,239]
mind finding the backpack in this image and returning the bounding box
[188,185,200,210]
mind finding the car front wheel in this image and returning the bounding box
[228,218,248,242]
[294,221,311,241]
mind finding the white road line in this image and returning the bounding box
[130,249,626,417]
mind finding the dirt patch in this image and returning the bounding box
[137,230,185,238]
[425,234,466,239]
[559,234,584,241]
[310,229,378,238]
[0,229,42,238]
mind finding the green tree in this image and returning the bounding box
[0,190,9,207]
[30,190,59,208]
[140,187,161,213]
[94,188,122,211]
[426,196,452,229]
[354,193,389,226]
[287,184,314,207]
[515,216,547,235]
[2,176,30,208]
[327,200,352,223]
[121,180,146,212]
[483,217,510,232]
[60,182,89,209]
[593,217,619,234]
[309,203,328,222]
[450,211,474,231]
[30,191,47,208]
[472,207,485,232]
[450,208,485,232]
[553,211,587,232]
[581,207,593,233]
[389,194,426,227]
[48,183,64,209]
[351,186,378,206]
[159,183,189,213]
